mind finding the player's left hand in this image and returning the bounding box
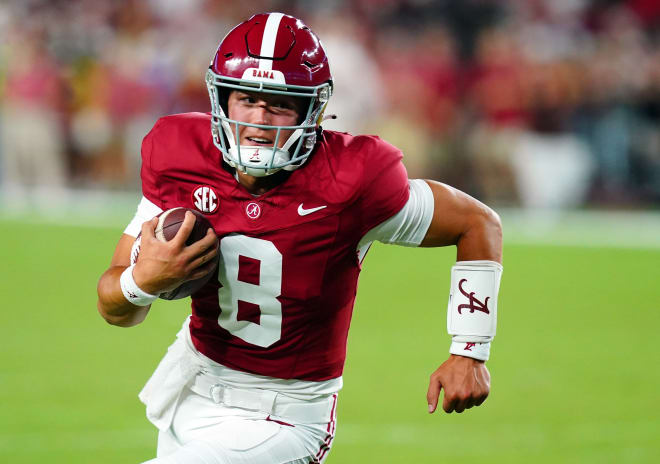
[427,354,490,414]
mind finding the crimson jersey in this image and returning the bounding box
[141,113,409,381]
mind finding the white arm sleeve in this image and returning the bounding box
[123,196,164,237]
[357,179,434,259]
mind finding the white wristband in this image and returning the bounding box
[120,264,159,306]
[447,260,502,340]
[450,340,491,361]
[447,260,502,362]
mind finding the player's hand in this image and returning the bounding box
[132,211,219,294]
[427,354,490,414]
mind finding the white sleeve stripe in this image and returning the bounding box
[357,179,434,253]
[123,196,164,237]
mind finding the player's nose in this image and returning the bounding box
[251,103,271,126]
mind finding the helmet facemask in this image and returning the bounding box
[206,69,332,177]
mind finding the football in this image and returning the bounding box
[130,207,217,300]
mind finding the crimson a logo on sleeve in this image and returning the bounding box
[192,185,219,214]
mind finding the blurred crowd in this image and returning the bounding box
[1,0,659,210]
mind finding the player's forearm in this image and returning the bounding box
[455,206,502,263]
[97,266,150,327]
[420,180,502,262]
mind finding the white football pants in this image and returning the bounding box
[142,385,337,464]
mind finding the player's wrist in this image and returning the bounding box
[131,262,162,295]
[132,259,181,296]
[120,264,159,306]
[449,340,491,361]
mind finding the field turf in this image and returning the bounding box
[0,217,658,463]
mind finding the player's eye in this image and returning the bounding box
[269,100,298,115]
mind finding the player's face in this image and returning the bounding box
[227,91,302,149]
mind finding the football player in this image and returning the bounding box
[97,12,503,464]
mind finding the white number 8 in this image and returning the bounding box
[217,234,283,347]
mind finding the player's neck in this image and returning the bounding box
[236,170,290,196]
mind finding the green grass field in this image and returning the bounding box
[1,217,659,463]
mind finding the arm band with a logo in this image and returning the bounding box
[120,264,159,307]
[447,260,502,361]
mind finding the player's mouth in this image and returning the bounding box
[244,136,273,146]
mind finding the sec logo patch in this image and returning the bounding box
[192,185,219,214]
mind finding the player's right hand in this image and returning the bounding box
[132,211,219,295]
[427,355,490,414]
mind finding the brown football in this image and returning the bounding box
[130,207,217,300]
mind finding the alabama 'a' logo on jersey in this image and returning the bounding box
[192,185,219,214]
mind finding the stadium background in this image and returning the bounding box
[1,0,659,462]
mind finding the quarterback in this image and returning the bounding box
[97,12,503,464]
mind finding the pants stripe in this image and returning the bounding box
[313,394,337,463]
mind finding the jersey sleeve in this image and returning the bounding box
[123,196,165,237]
[355,137,410,238]
[358,179,434,249]
[140,119,166,210]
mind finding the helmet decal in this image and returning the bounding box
[256,12,283,69]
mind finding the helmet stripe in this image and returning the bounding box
[259,12,284,70]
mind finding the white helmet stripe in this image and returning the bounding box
[259,12,284,71]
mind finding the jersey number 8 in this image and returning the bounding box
[217,234,283,347]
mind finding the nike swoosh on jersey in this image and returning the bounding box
[297,204,327,216]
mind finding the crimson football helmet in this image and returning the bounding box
[206,12,333,176]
